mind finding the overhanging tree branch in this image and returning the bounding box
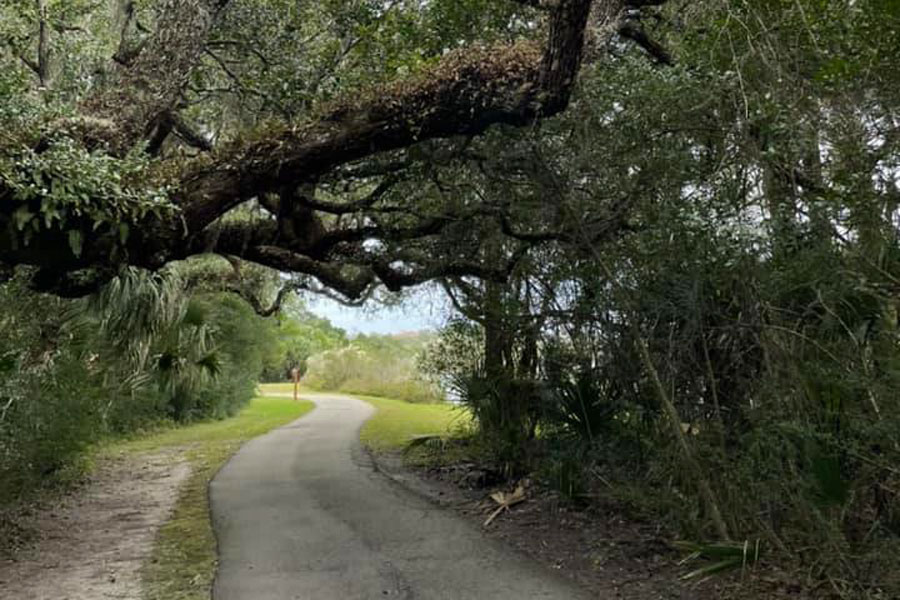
[176,0,601,234]
[1,0,667,300]
[618,20,672,65]
[81,0,232,154]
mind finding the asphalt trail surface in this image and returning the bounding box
[210,394,588,600]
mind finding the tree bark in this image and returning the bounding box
[36,0,51,87]
[81,0,229,154]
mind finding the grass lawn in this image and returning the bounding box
[105,395,314,600]
[257,382,300,395]
[355,395,469,452]
[258,385,466,453]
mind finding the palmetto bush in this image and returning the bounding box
[449,369,544,474]
[0,266,275,501]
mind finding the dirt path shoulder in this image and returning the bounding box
[0,450,190,600]
[369,452,741,600]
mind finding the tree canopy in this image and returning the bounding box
[0,0,670,302]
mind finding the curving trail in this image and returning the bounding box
[210,394,588,600]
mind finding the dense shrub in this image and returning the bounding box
[416,3,900,591]
[258,309,347,383]
[0,269,277,502]
[303,333,444,404]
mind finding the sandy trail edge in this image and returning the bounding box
[0,450,190,600]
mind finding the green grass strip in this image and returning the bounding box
[258,384,467,452]
[355,394,467,452]
[256,382,300,395]
[104,395,313,600]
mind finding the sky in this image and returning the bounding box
[305,284,451,335]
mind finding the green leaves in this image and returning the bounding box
[1,136,174,253]
[675,540,761,581]
[12,206,33,231]
[67,229,83,257]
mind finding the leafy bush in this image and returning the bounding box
[0,355,105,501]
[449,370,544,474]
[0,268,278,503]
[303,332,445,403]
[258,307,347,382]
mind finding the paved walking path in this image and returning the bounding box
[210,394,588,600]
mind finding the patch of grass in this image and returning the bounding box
[339,379,444,404]
[355,394,468,452]
[103,396,314,600]
[257,382,302,395]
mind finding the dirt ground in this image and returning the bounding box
[372,454,798,600]
[0,450,190,600]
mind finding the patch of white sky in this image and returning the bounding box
[305,282,452,335]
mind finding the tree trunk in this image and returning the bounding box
[81,0,228,153]
[484,280,506,380]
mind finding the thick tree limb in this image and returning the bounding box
[18,1,52,87]
[618,20,672,65]
[624,0,667,6]
[36,0,51,87]
[300,177,401,215]
[2,0,664,300]
[243,246,375,299]
[509,0,557,9]
[170,112,213,151]
[81,0,231,153]
[112,0,145,66]
[19,54,40,75]
[178,0,599,235]
[230,280,299,317]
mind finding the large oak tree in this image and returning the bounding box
[0,0,668,302]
